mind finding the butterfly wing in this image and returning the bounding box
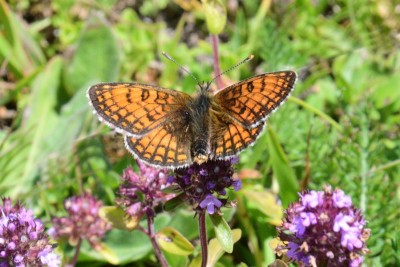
[210,71,296,159]
[124,120,192,168]
[210,110,265,158]
[87,83,192,137]
[214,71,296,128]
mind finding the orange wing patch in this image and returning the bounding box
[215,71,296,127]
[88,83,191,136]
[210,111,265,158]
[124,127,192,168]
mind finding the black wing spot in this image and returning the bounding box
[141,89,150,101]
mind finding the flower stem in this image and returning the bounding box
[211,34,223,90]
[199,211,208,267]
[69,238,82,267]
[147,213,169,267]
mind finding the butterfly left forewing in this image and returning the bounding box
[87,83,191,137]
[214,71,296,128]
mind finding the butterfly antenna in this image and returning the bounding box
[210,54,254,85]
[162,52,201,85]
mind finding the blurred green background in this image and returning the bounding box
[0,0,399,266]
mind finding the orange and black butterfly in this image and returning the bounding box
[87,60,296,169]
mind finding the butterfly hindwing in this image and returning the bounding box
[124,119,192,168]
[210,109,265,159]
[214,71,296,128]
[87,83,192,136]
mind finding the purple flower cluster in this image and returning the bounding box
[116,160,173,218]
[277,186,370,267]
[0,197,60,267]
[173,158,241,215]
[50,194,111,249]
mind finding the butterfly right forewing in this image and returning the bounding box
[210,71,296,159]
[214,71,296,128]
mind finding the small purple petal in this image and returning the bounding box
[333,190,352,208]
[206,181,216,190]
[289,217,306,236]
[350,256,363,267]
[200,195,222,214]
[199,169,208,176]
[301,191,323,208]
[14,254,23,263]
[232,180,242,191]
[207,204,215,214]
[230,157,239,164]
[7,242,16,250]
[167,175,176,184]
[333,213,353,232]
[300,212,317,227]
[341,226,363,250]
[7,222,16,231]
[126,202,143,217]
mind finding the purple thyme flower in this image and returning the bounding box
[199,195,222,214]
[116,160,174,219]
[173,158,240,214]
[0,197,60,267]
[276,186,370,267]
[50,193,111,250]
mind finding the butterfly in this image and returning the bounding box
[87,70,296,169]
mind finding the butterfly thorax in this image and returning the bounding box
[189,91,213,164]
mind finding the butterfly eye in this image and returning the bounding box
[183,111,191,122]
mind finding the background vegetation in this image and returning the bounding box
[0,0,399,266]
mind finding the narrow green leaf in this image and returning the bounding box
[266,127,299,207]
[63,12,120,95]
[210,214,233,253]
[99,206,139,231]
[157,227,195,255]
[189,229,242,267]
[0,0,44,77]
[289,97,343,132]
[0,57,63,197]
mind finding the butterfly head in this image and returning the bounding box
[198,81,212,93]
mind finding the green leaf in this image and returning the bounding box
[0,0,45,77]
[210,214,233,253]
[94,242,119,265]
[241,189,283,225]
[189,229,242,267]
[0,56,63,197]
[63,12,120,95]
[99,206,139,231]
[157,227,195,255]
[266,127,299,207]
[79,229,152,263]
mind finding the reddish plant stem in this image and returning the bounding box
[211,34,223,90]
[69,238,82,267]
[199,211,208,267]
[147,214,169,267]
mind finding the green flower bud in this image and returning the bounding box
[202,0,227,34]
